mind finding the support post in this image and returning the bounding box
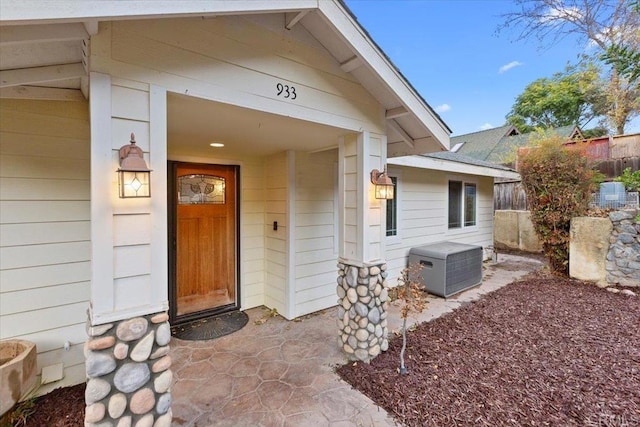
[336,131,390,363]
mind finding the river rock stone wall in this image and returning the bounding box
[337,260,389,363]
[85,311,172,427]
[606,209,640,287]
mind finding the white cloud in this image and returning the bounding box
[586,25,631,51]
[539,6,583,24]
[479,123,493,131]
[435,103,451,113]
[498,61,523,74]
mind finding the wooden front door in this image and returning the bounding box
[170,162,239,321]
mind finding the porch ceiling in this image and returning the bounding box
[167,92,350,159]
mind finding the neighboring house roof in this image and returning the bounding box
[388,151,520,180]
[485,132,532,164]
[0,0,451,152]
[453,125,518,161]
[424,151,516,172]
[453,124,583,165]
[554,124,584,139]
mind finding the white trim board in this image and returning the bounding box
[0,1,319,24]
[388,155,521,180]
[0,85,84,101]
[0,22,88,44]
[0,63,86,88]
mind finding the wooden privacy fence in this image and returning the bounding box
[610,134,640,159]
[496,134,639,211]
[596,158,640,178]
[494,181,528,211]
[496,159,639,211]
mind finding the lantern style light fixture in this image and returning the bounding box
[370,166,394,200]
[117,133,151,198]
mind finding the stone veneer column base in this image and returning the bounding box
[606,209,640,287]
[337,260,390,363]
[85,311,172,427]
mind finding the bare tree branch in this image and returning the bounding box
[499,0,640,134]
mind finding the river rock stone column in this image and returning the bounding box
[337,260,390,362]
[85,311,172,427]
[606,208,640,287]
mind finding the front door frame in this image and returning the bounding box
[167,160,241,325]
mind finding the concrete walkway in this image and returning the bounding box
[170,253,545,427]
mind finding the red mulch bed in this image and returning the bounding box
[3,383,85,427]
[337,275,640,426]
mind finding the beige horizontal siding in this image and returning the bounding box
[294,150,338,318]
[264,152,288,314]
[385,167,494,286]
[0,98,90,393]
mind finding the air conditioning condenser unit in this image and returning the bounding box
[408,241,483,298]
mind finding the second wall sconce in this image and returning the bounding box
[370,166,394,200]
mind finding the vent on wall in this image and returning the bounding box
[408,242,483,298]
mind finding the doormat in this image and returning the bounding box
[171,311,249,341]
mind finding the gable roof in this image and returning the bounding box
[484,132,531,164]
[453,124,583,165]
[424,151,516,172]
[554,124,583,139]
[485,124,584,164]
[0,0,450,152]
[453,125,518,161]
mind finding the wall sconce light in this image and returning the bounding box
[370,166,394,200]
[118,133,151,198]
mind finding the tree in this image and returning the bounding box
[396,263,426,375]
[506,64,606,132]
[601,1,640,83]
[601,44,640,83]
[519,133,600,275]
[501,0,640,134]
[581,126,609,138]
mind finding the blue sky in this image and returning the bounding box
[344,0,640,136]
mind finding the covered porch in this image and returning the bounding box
[168,252,544,426]
[1,2,451,424]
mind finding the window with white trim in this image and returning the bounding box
[448,180,476,229]
[386,176,398,237]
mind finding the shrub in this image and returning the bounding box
[614,167,640,191]
[519,135,599,275]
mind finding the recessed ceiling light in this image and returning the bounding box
[210,142,225,148]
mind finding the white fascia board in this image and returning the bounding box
[388,155,521,180]
[0,63,86,88]
[317,0,450,150]
[0,0,319,24]
[0,22,88,45]
[0,85,84,100]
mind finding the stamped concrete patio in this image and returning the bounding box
[170,253,545,427]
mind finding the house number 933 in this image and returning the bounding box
[276,82,297,100]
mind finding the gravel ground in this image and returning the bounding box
[337,275,640,427]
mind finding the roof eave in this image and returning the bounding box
[388,155,521,180]
[0,0,319,24]
[1,0,450,151]
[317,0,450,150]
